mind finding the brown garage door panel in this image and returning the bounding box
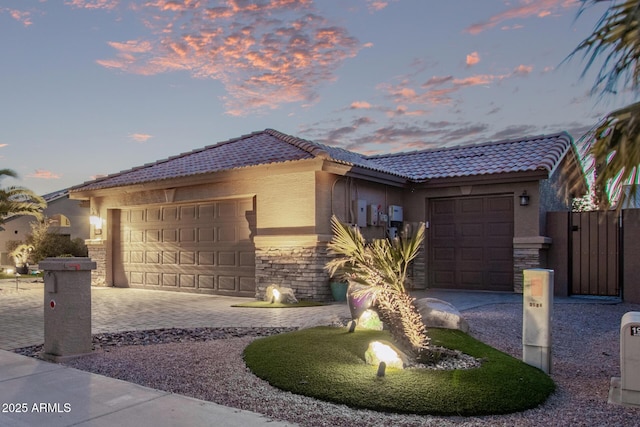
[116,199,256,296]
[429,195,513,291]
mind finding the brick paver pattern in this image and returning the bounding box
[0,279,349,350]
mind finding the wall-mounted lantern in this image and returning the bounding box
[520,191,530,207]
[90,209,102,235]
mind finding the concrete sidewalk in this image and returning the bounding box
[0,350,294,427]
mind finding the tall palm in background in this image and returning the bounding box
[0,169,46,230]
[325,215,431,362]
[568,0,640,208]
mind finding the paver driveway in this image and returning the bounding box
[0,278,350,350]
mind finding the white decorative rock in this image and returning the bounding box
[364,340,408,369]
[264,284,298,304]
[414,297,470,333]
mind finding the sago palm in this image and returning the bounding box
[325,215,431,362]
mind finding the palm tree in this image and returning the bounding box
[0,169,46,230]
[568,0,640,208]
[325,215,432,363]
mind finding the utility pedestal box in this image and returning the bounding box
[40,257,96,362]
[522,268,553,374]
[609,312,640,407]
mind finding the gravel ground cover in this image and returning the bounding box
[18,302,640,426]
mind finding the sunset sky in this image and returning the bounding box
[1,0,636,195]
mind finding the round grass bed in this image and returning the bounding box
[243,327,555,416]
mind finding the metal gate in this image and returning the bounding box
[570,211,620,296]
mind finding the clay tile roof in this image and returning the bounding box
[366,132,573,181]
[70,129,393,192]
[70,129,575,193]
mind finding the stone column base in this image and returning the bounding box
[513,237,551,293]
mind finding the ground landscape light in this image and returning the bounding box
[271,288,281,303]
[370,341,403,369]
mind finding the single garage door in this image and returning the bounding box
[113,198,256,297]
[429,195,513,291]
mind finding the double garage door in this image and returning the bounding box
[113,198,256,297]
[429,195,513,292]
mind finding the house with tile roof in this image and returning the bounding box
[69,129,586,300]
[0,189,90,269]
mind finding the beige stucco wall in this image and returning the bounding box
[315,172,404,240]
[83,160,323,242]
[403,180,542,237]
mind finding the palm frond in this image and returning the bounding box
[0,178,47,224]
[581,101,640,208]
[568,0,640,96]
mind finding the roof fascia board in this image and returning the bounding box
[322,161,407,187]
[414,170,549,188]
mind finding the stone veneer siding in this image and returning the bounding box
[513,248,544,293]
[255,242,333,302]
[85,239,107,287]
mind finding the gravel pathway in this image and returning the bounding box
[20,302,640,426]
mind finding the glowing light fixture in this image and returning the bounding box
[519,191,530,206]
[271,288,281,304]
[90,209,103,235]
[367,341,404,370]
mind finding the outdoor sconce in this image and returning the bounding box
[90,210,103,235]
[519,191,530,207]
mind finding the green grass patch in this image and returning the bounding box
[0,272,42,279]
[244,327,554,416]
[231,300,326,308]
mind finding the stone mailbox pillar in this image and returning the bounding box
[522,268,553,374]
[609,312,640,407]
[40,257,96,362]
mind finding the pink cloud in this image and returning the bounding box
[382,64,533,108]
[351,101,372,109]
[367,1,389,12]
[465,0,578,35]
[453,74,500,87]
[513,64,533,76]
[500,24,524,31]
[3,9,34,27]
[96,0,359,114]
[466,51,480,66]
[128,133,153,143]
[423,75,454,87]
[27,170,62,180]
[391,105,428,117]
[64,0,119,10]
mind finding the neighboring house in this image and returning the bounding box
[69,129,587,300]
[0,189,90,269]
